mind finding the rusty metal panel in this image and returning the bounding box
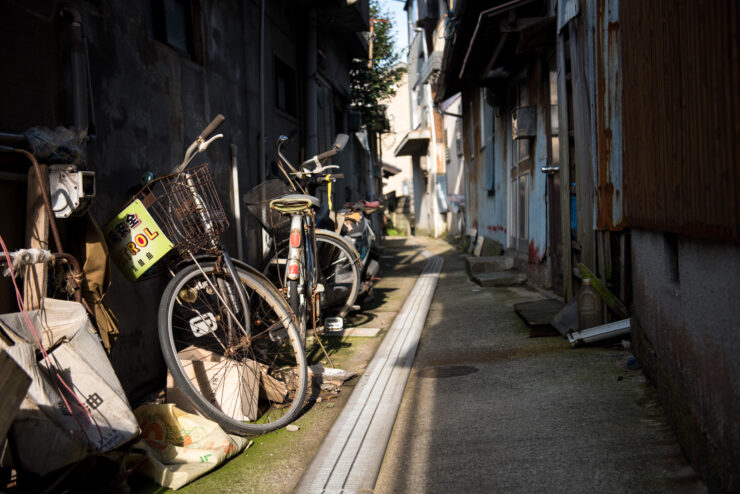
[593,0,625,231]
[621,0,740,242]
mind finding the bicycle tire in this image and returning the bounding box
[158,261,307,435]
[264,229,361,319]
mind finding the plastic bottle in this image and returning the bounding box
[577,279,603,330]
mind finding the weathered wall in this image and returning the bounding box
[383,72,412,198]
[0,0,364,399]
[463,68,550,286]
[463,88,507,250]
[621,0,739,243]
[631,229,740,491]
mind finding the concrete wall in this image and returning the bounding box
[382,72,412,198]
[631,230,740,490]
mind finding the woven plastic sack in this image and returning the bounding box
[130,404,251,490]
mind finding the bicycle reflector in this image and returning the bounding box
[290,228,301,248]
[287,259,300,280]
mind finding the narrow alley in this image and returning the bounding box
[0,0,738,492]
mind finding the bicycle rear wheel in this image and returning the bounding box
[158,261,307,435]
[264,229,361,319]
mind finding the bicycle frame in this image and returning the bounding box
[285,211,321,329]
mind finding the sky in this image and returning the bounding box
[380,0,410,55]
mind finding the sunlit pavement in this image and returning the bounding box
[373,237,705,494]
[134,236,705,493]
[297,240,442,493]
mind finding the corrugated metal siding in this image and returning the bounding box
[621,0,740,242]
[593,0,624,231]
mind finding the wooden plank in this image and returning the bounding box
[568,21,596,271]
[0,350,32,444]
[556,33,573,301]
[24,164,49,310]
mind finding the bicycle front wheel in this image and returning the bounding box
[158,261,307,435]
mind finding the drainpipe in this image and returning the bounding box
[231,144,244,259]
[61,8,88,132]
[305,8,319,158]
[417,27,440,238]
[258,0,266,182]
[426,82,440,238]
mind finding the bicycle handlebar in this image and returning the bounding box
[200,114,225,140]
[175,114,226,173]
[316,147,338,161]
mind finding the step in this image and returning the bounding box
[465,255,514,276]
[472,270,527,287]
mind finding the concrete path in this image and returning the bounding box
[296,243,443,493]
[370,239,706,494]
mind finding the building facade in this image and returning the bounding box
[437,0,739,490]
[0,0,369,398]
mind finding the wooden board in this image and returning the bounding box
[24,164,49,310]
[514,299,565,338]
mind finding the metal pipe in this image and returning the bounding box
[259,0,266,183]
[231,144,244,260]
[425,83,441,238]
[305,8,319,158]
[61,8,88,131]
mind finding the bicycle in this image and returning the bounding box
[336,200,383,297]
[244,135,361,344]
[106,115,307,435]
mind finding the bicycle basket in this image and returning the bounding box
[142,164,228,253]
[243,179,291,236]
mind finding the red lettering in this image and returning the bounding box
[143,227,159,240]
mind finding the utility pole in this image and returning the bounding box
[368,18,390,68]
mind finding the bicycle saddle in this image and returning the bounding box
[270,193,321,213]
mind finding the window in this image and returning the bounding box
[548,69,560,164]
[455,119,463,156]
[274,56,297,116]
[147,0,199,60]
[509,83,533,251]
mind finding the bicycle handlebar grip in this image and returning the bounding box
[316,147,338,161]
[331,173,345,179]
[199,114,225,140]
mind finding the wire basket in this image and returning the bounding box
[130,164,228,257]
[243,179,292,236]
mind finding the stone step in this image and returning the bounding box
[465,255,514,276]
[472,271,527,287]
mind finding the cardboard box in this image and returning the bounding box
[166,346,260,422]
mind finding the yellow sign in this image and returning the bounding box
[104,200,173,281]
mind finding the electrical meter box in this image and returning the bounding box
[48,165,96,218]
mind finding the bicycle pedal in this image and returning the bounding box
[350,304,361,312]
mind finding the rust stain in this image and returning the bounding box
[528,239,540,264]
[595,0,626,231]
